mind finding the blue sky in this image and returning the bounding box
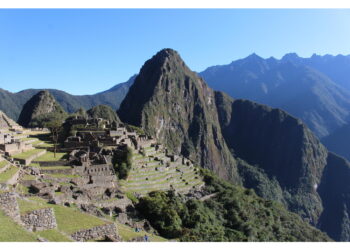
[0,9,350,95]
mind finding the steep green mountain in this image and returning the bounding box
[200,54,350,138]
[0,75,135,121]
[17,90,67,128]
[322,123,350,162]
[214,91,328,225]
[118,49,240,183]
[87,104,120,122]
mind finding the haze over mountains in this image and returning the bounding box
[200,53,350,139]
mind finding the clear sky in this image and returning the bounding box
[0,9,350,95]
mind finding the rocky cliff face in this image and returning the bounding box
[18,90,67,128]
[318,152,350,241]
[118,49,240,182]
[215,92,329,225]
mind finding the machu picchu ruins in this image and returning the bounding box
[0,109,204,242]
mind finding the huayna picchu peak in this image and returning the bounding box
[118,48,240,183]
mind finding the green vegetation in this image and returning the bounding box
[0,161,8,169]
[135,169,331,242]
[117,222,167,242]
[20,137,37,142]
[126,124,145,135]
[125,192,139,204]
[15,184,31,195]
[113,146,133,179]
[87,105,120,122]
[28,197,107,234]
[0,165,19,183]
[13,149,45,160]
[17,198,50,214]
[17,90,68,128]
[22,174,36,181]
[0,210,38,242]
[36,229,73,242]
[34,151,67,161]
[40,166,71,170]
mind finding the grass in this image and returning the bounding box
[15,184,31,195]
[22,174,36,181]
[17,198,50,214]
[0,210,38,242]
[36,229,73,242]
[0,165,19,183]
[20,137,37,142]
[117,222,167,242]
[0,161,8,169]
[34,151,67,162]
[35,142,54,148]
[40,166,72,170]
[29,196,108,234]
[29,162,40,167]
[13,149,46,160]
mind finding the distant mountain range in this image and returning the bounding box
[2,53,350,140]
[1,52,350,162]
[199,53,350,138]
[0,75,135,121]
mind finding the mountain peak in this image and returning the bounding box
[155,48,179,58]
[18,90,66,127]
[246,53,263,60]
[282,52,300,61]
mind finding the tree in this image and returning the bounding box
[44,119,63,158]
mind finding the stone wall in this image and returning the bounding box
[70,223,119,242]
[20,208,57,231]
[33,160,68,167]
[0,192,21,222]
[40,168,73,175]
[15,149,46,165]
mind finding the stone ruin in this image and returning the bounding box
[0,115,204,242]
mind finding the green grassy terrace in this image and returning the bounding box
[0,160,8,169]
[0,165,19,183]
[28,197,108,235]
[0,210,38,242]
[17,198,50,215]
[34,151,67,162]
[117,222,167,242]
[36,229,73,242]
[13,149,46,160]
